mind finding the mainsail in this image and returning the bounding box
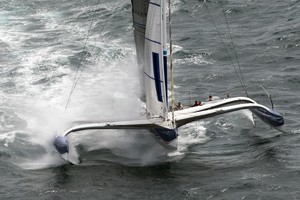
[132,0,168,119]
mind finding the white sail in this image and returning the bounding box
[144,0,168,119]
[131,0,168,119]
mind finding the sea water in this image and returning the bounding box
[0,0,299,199]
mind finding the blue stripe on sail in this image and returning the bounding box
[145,37,161,45]
[149,2,161,7]
[163,55,168,105]
[152,52,163,102]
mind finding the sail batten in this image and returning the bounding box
[149,1,161,7]
[145,37,161,44]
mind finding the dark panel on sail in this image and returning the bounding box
[163,53,168,105]
[152,52,163,102]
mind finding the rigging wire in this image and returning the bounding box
[168,0,175,126]
[64,0,119,112]
[205,1,283,113]
[260,85,274,109]
[220,1,248,96]
[204,1,247,96]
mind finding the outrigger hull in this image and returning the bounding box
[53,136,69,154]
[251,108,284,127]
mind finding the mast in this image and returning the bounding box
[162,0,169,121]
[168,0,175,125]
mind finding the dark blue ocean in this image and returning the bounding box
[0,0,300,199]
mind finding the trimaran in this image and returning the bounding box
[53,0,284,164]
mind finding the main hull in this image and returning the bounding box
[151,128,178,150]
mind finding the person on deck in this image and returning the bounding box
[208,95,213,101]
[192,101,202,107]
[175,102,183,110]
[192,101,199,107]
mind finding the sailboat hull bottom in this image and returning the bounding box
[151,128,178,150]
